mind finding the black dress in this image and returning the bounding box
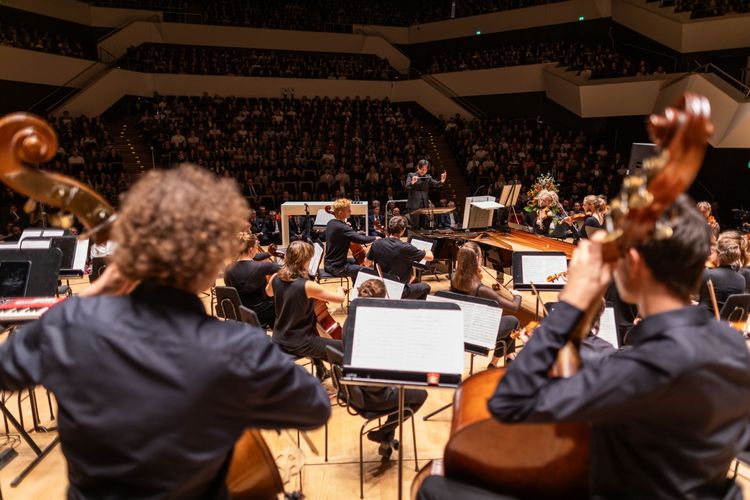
[224,259,279,327]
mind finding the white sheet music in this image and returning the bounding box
[313,209,335,227]
[597,307,619,347]
[427,295,501,349]
[308,243,324,276]
[350,271,404,300]
[410,238,434,265]
[72,239,90,271]
[521,254,568,285]
[350,306,464,375]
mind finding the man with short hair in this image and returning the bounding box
[324,198,377,278]
[367,216,432,300]
[406,159,446,230]
[0,164,330,498]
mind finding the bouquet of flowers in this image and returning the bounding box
[524,173,559,213]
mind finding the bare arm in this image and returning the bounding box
[265,273,277,297]
[305,281,346,304]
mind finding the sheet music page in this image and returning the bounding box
[350,307,464,375]
[350,271,404,300]
[72,240,90,271]
[308,243,324,276]
[427,295,501,349]
[313,209,335,227]
[410,238,433,265]
[597,307,619,347]
[521,255,568,285]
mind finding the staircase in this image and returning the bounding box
[419,124,470,204]
[107,115,151,181]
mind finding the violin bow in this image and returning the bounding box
[706,279,720,321]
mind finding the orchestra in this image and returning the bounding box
[1,93,750,500]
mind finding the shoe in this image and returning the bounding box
[314,361,330,382]
[377,439,399,460]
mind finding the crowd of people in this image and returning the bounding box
[118,43,400,80]
[669,0,750,18]
[427,40,670,79]
[133,94,432,210]
[0,20,87,59]
[442,114,628,212]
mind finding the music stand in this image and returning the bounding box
[410,206,454,232]
[342,298,463,500]
[0,247,62,297]
[498,183,522,226]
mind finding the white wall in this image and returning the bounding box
[0,46,102,87]
[59,69,472,119]
[99,22,411,72]
[431,64,554,96]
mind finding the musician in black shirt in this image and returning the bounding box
[324,198,377,278]
[406,160,446,230]
[224,232,279,328]
[0,165,330,499]
[699,235,745,313]
[367,215,432,300]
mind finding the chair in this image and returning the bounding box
[325,346,418,499]
[720,294,750,322]
[214,286,242,321]
[239,305,260,327]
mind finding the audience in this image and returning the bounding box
[670,0,749,18]
[119,43,399,81]
[0,20,87,59]
[427,40,670,79]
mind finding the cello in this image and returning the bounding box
[0,113,285,499]
[411,93,713,499]
[325,204,368,264]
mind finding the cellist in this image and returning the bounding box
[418,197,750,499]
[324,197,378,278]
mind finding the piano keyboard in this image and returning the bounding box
[0,297,65,323]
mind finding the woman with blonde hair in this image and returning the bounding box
[451,242,523,368]
[266,240,347,379]
[699,233,746,311]
[716,230,750,292]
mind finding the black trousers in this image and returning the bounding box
[363,388,428,442]
[495,315,519,358]
[403,282,431,300]
[282,334,344,361]
[250,300,276,329]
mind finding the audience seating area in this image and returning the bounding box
[442,114,628,210]
[0,20,87,59]
[134,95,430,209]
[653,0,750,18]
[427,40,671,79]
[118,44,400,80]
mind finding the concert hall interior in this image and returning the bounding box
[2,1,750,499]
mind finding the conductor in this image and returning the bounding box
[406,159,447,230]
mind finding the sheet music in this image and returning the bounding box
[72,239,90,271]
[350,270,404,300]
[427,295,501,349]
[350,306,464,375]
[20,239,51,249]
[410,238,434,265]
[597,307,619,347]
[308,243,324,276]
[313,209,335,227]
[521,254,568,285]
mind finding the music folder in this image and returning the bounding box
[428,291,502,356]
[343,298,464,386]
[512,251,568,291]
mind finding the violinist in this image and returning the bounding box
[324,198,377,278]
[719,230,750,292]
[697,201,720,241]
[330,279,428,459]
[450,242,522,368]
[224,232,279,328]
[564,194,605,239]
[485,197,750,500]
[267,240,347,380]
[0,165,331,498]
[698,234,745,312]
[527,189,559,235]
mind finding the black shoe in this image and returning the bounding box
[378,441,393,460]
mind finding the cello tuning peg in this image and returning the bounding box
[48,213,75,229]
[653,222,674,240]
[23,198,38,214]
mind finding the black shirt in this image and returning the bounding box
[324,219,375,275]
[366,237,425,284]
[489,302,750,499]
[271,275,315,350]
[699,266,746,312]
[0,283,330,499]
[224,259,280,307]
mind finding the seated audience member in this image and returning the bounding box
[266,240,346,380]
[263,210,283,245]
[699,234,746,312]
[450,242,523,368]
[0,164,330,498]
[332,278,428,459]
[438,201,459,230]
[224,232,280,328]
[367,215,432,300]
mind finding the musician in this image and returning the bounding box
[266,240,346,379]
[526,189,559,235]
[329,278,428,459]
[368,204,385,237]
[720,230,750,292]
[697,201,720,241]
[0,165,331,498]
[324,198,377,278]
[485,197,750,499]
[224,232,279,328]
[367,215,432,300]
[450,242,522,368]
[565,194,605,239]
[438,201,459,230]
[699,235,745,312]
[406,159,446,230]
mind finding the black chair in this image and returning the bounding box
[239,305,260,327]
[324,346,418,499]
[720,294,750,323]
[214,286,241,321]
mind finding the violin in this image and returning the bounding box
[412,93,713,499]
[0,113,285,500]
[546,271,568,283]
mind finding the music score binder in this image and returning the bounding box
[429,291,502,356]
[512,251,568,291]
[343,298,463,386]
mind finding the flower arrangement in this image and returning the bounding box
[524,173,559,213]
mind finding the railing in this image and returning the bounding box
[419,73,485,118]
[693,62,750,97]
[352,24,412,75]
[27,60,105,114]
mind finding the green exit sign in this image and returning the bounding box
[578,15,585,21]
